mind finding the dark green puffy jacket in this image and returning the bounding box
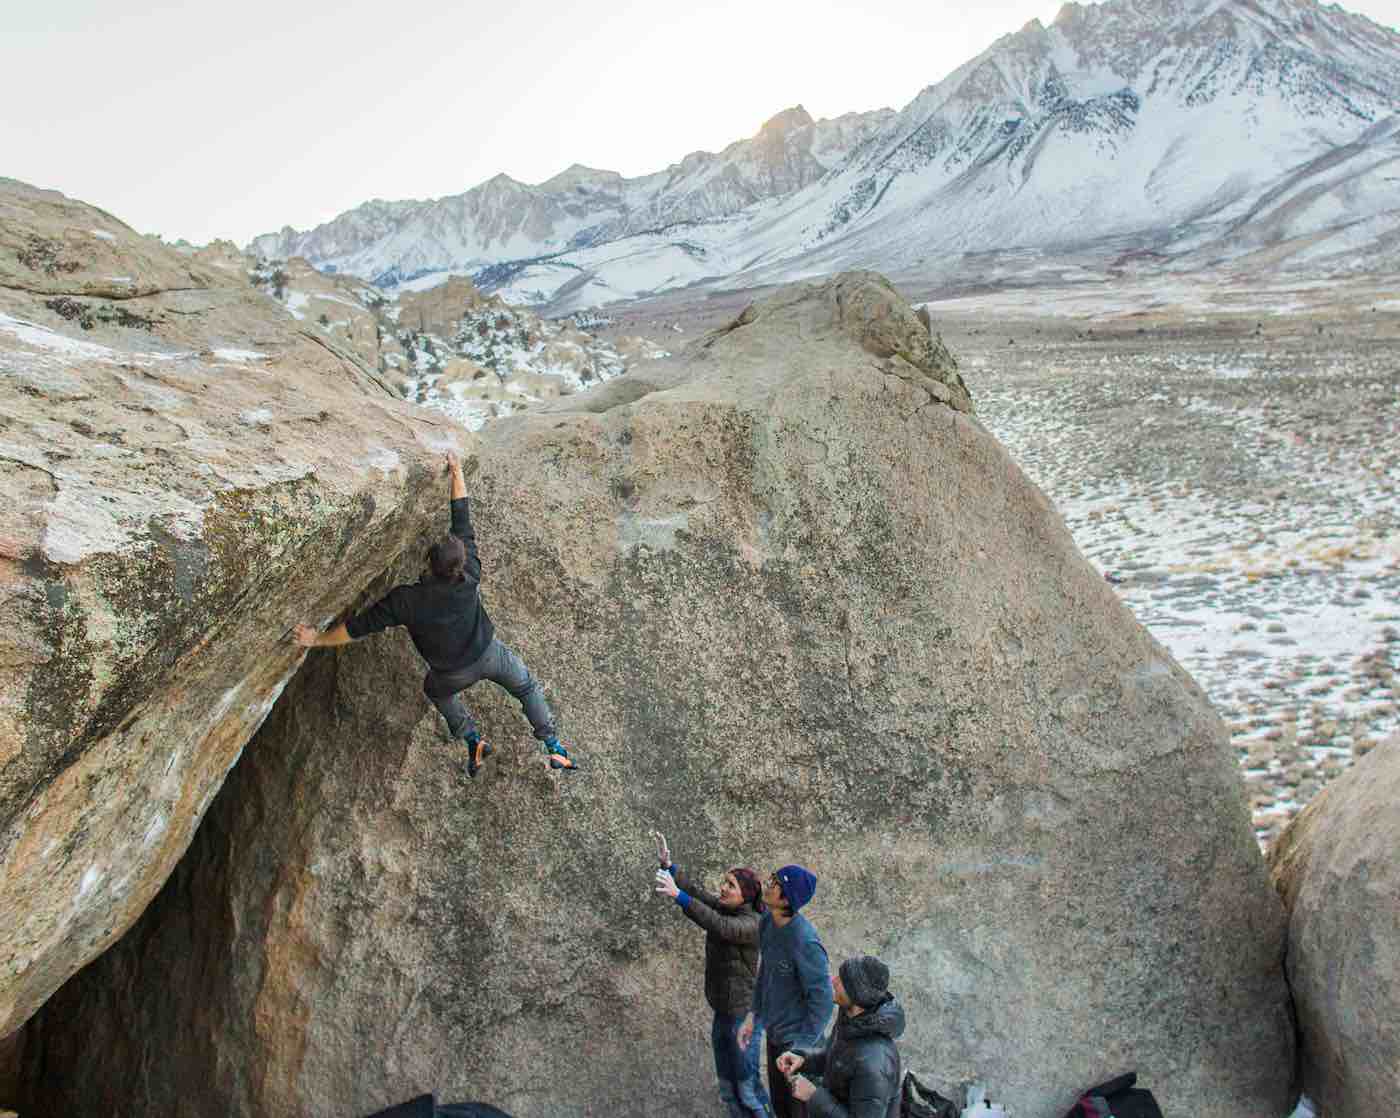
[669,865,762,1015]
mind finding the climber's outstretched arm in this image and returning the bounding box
[293,622,352,648]
[444,452,482,582]
[447,452,466,501]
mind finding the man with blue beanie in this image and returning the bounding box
[738,864,834,1118]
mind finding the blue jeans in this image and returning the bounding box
[712,1013,771,1118]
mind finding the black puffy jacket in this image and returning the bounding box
[669,865,762,1015]
[793,997,906,1118]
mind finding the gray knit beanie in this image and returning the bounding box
[839,955,891,1009]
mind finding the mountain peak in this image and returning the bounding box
[538,163,622,192]
[758,105,815,137]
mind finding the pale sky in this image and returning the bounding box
[7,0,1399,247]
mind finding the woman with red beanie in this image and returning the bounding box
[653,830,773,1118]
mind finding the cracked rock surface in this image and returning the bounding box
[0,179,466,1037]
[18,271,1289,1116]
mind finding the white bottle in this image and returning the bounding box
[961,1088,1007,1118]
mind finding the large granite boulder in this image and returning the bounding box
[397,275,495,337]
[15,272,1291,1117]
[0,180,465,1038]
[1269,742,1400,1116]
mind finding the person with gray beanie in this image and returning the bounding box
[738,865,835,1118]
[776,955,906,1118]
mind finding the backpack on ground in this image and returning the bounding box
[902,1071,958,1118]
[362,1094,513,1118]
[1061,1072,1164,1118]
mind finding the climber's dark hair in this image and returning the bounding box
[428,536,466,581]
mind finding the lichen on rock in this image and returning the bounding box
[0,178,467,1038]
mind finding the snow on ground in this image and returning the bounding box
[0,313,192,371]
[921,269,1400,321]
[387,271,456,294]
[307,291,367,310]
[0,312,126,361]
[943,288,1400,846]
[212,348,267,363]
[388,301,663,430]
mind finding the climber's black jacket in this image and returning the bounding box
[345,497,495,673]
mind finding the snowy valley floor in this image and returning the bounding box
[599,272,1400,847]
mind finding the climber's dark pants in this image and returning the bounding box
[423,638,555,743]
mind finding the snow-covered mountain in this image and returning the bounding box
[747,0,1400,278]
[251,0,1400,309]
[248,106,893,288]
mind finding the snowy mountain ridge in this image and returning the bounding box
[250,0,1400,310]
[799,0,1400,247]
[248,106,893,288]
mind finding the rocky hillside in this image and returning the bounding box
[236,255,666,430]
[10,269,1293,1118]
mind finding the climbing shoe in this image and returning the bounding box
[543,738,579,773]
[464,734,494,779]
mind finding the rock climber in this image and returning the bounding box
[292,451,578,777]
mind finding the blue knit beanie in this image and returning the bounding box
[776,864,817,911]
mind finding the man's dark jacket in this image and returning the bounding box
[668,865,762,1016]
[345,497,495,674]
[793,997,906,1118]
